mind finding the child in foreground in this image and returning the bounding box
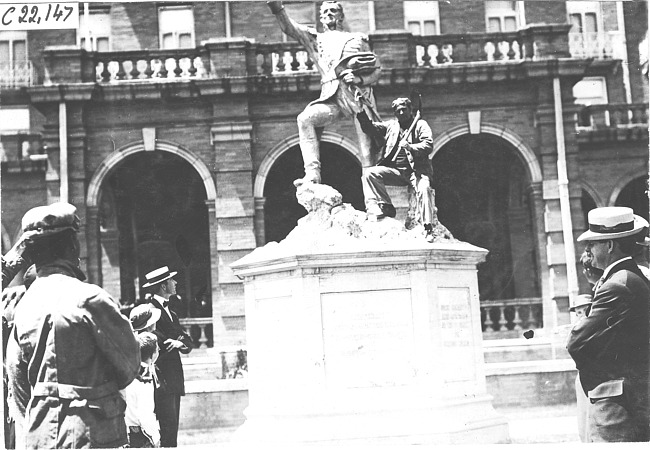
[123,332,161,447]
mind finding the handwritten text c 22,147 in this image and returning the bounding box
[1,3,79,31]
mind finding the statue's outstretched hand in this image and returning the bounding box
[267,1,284,14]
[339,69,360,85]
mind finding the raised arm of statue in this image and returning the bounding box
[267,1,312,44]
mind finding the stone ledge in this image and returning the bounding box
[485,359,576,376]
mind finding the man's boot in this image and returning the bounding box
[424,223,435,243]
[294,137,321,187]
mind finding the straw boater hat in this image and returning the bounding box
[577,207,648,242]
[142,266,177,288]
[129,304,161,332]
[569,294,593,313]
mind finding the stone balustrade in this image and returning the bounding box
[412,31,522,66]
[578,102,649,129]
[92,48,208,82]
[40,23,573,85]
[179,317,213,349]
[481,297,543,338]
[0,61,35,88]
[569,31,626,60]
[255,41,315,75]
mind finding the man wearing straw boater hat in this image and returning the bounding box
[567,206,650,442]
[142,266,192,447]
[5,202,140,448]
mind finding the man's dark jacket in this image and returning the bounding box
[147,297,192,394]
[357,111,434,179]
[567,258,649,395]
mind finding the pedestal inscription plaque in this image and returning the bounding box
[438,287,476,382]
[322,289,414,389]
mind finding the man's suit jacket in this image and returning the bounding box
[147,298,193,395]
[567,258,650,395]
[357,112,434,179]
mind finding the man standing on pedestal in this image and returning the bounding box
[143,266,193,447]
[267,0,382,186]
[567,206,650,442]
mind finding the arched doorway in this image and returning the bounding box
[95,150,212,320]
[614,175,649,268]
[263,142,364,243]
[614,175,649,220]
[433,133,541,304]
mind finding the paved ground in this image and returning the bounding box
[177,402,583,447]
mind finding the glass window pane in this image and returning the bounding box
[13,40,26,61]
[179,33,192,49]
[162,33,174,49]
[488,18,502,33]
[0,41,9,63]
[486,1,516,14]
[570,14,582,33]
[585,13,597,33]
[404,1,439,20]
[159,7,193,33]
[96,37,109,52]
[504,17,516,32]
[423,20,436,35]
[408,21,421,35]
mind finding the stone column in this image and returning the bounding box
[211,116,256,347]
[536,98,583,329]
[85,206,101,285]
[253,197,266,247]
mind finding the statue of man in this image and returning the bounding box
[267,1,382,186]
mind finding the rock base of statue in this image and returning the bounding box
[230,183,509,444]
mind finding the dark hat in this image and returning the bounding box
[142,266,177,288]
[21,202,80,238]
[391,97,412,111]
[569,294,592,312]
[577,207,648,242]
[129,304,162,332]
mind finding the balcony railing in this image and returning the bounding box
[42,23,574,85]
[569,31,626,60]
[0,61,35,88]
[577,103,649,129]
[481,297,543,339]
[256,41,315,75]
[179,317,213,349]
[413,31,523,66]
[93,48,208,83]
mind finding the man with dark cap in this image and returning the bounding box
[142,266,193,447]
[5,202,140,449]
[357,97,436,239]
[567,206,650,442]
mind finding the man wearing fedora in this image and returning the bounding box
[142,266,192,447]
[5,202,140,448]
[567,206,650,442]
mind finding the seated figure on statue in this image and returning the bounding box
[267,0,382,186]
[357,97,443,242]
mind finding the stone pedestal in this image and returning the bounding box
[230,183,508,444]
[231,243,509,444]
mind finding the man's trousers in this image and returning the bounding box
[297,100,374,182]
[362,166,435,225]
[154,389,181,447]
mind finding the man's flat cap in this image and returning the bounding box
[21,202,80,238]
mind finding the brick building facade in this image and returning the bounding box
[1,1,648,353]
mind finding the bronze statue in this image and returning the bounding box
[267,1,382,186]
